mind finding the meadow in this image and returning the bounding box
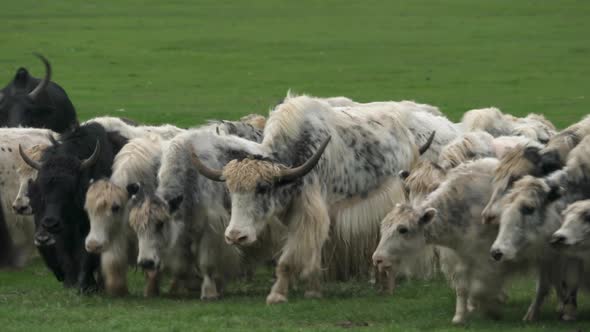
[1,0,589,331]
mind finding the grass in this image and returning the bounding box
[0,0,589,331]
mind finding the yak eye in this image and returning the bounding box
[584,214,590,223]
[255,182,272,194]
[155,221,164,233]
[398,226,409,234]
[521,205,535,215]
[111,205,120,213]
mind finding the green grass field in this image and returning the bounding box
[1,0,590,331]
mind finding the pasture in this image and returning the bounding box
[1,0,590,331]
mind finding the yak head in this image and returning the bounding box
[84,179,131,253]
[0,54,64,130]
[482,145,546,225]
[127,184,183,271]
[551,200,590,256]
[13,143,48,215]
[372,203,436,273]
[490,176,563,262]
[192,136,331,246]
[20,140,100,244]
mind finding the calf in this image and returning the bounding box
[84,136,162,296]
[373,158,520,324]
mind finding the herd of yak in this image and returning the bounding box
[2,55,590,324]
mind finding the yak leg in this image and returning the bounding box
[267,261,291,304]
[560,259,582,321]
[523,266,551,321]
[200,273,219,301]
[0,194,16,268]
[78,252,100,294]
[101,249,128,297]
[451,264,469,324]
[144,270,160,297]
[267,183,330,304]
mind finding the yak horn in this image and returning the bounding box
[48,134,59,147]
[276,136,331,183]
[0,92,4,103]
[19,144,42,170]
[28,53,51,100]
[419,131,435,155]
[80,140,101,170]
[191,152,225,182]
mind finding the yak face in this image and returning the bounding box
[490,176,562,262]
[372,203,436,272]
[128,186,181,271]
[222,158,297,246]
[13,144,47,215]
[191,137,331,246]
[551,200,590,255]
[30,156,83,236]
[482,145,544,225]
[84,179,129,253]
[22,139,101,243]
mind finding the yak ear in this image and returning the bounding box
[126,183,140,197]
[398,170,410,180]
[546,183,563,203]
[13,67,30,90]
[167,195,183,213]
[419,207,437,226]
[523,146,541,164]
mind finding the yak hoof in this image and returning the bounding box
[304,290,322,299]
[522,309,538,322]
[201,292,220,301]
[266,292,287,304]
[79,283,99,295]
[451,315,466,325]
[560,304,577,321]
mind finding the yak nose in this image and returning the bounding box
[34,232,55,246]
[490,249,503,261]
[138,259,156,270]
[550,234,566,247]
[482,214,496,225]
[42,217,62,233]
[85,239,103,253]
[12,204,29,214]
[225,229,250,245]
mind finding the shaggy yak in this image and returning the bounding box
[20,122,126,292]
[192,94,459,303]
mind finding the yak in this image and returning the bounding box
[0,54,77,133]
[19,122,125,292]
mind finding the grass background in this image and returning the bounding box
[1,0,589,331]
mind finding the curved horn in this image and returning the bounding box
[276,136,331,183]
[418,131,436,155]
[48,134,59,147]
[28,53,52,100]
[191,152,225,182]
[80,140,101,170]
[18,144,42,170]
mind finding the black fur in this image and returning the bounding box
[28,122,126,293]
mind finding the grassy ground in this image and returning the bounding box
[1,0,590,331]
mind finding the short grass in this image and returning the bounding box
[0,0,589,331]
